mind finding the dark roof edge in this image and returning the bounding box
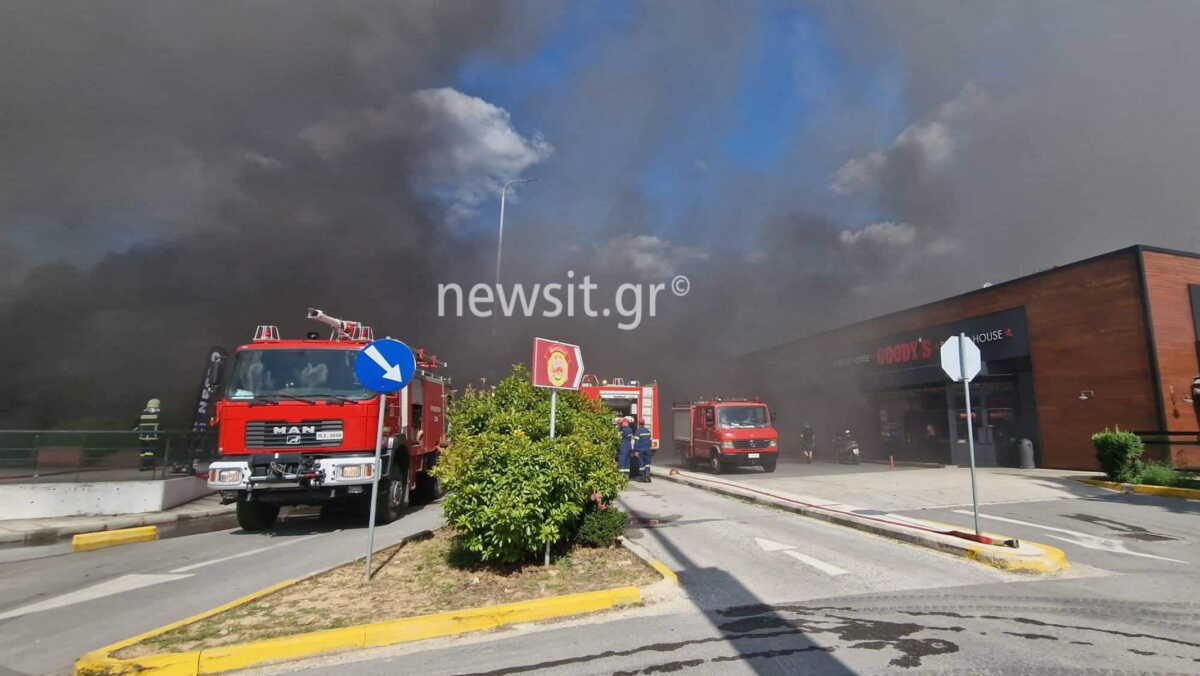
[743,244,1199,360]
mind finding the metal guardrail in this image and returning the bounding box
[0,430,215,483]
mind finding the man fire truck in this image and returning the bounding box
[580,375,660,455]
[673,397,779,473]
[207,308,449,531]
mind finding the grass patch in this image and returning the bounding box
[114,528,657,658]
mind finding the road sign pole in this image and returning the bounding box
[364,392,386,582]
[959,332,981,537]
[549,390,558,439]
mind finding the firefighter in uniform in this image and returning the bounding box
[618,417,634,478]
[136,398,162,471]
[633,418,652,483]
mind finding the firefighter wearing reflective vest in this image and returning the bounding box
[618,417,634,477]
[633,418,652,483]
[136,398,162,470]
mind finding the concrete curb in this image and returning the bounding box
[72,526,158,552]
[1077,477,1200,500]
[0,503,235,548]
[653,467,1069,575]
[75,531,676,675]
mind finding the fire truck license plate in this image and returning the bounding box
[316,431,343,441]
[748,453,760,459]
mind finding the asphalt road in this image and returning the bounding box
[263,478,1200,675]
[5,477,1198,675]
[0,503,443,675]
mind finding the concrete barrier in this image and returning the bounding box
[0,476,212,519]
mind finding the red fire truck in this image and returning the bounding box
[673,398,778,473]
[580,375,660,452]
[207,308,449,531]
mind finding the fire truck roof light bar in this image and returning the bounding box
[253,325,281,341]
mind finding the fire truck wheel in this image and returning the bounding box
[709,452,726,475]
[762,458,777,473]
[415,472,443,504]
[236,501,279,531]
[375,463,409,525]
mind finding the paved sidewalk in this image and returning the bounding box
[666,459,1110,512]
[0,493,234,547]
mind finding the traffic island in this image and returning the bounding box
[655,467,1069,575]
[75,528,673,675]
[1076,476,1200,500]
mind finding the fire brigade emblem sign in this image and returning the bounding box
[532,337,584,390]
[547,349,569,387]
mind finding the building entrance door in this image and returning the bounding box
[947,379,1018,467]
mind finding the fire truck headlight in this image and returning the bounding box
[339,464,374,480]
[721,441,736,449]
[216,469,242,483]
[768,440,778,448]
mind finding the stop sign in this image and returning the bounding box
[941,335,981,383]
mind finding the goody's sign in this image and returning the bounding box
[355,338,417,394]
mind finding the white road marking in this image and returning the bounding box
[169,533,324,573]
[951,510,1189,564]
[753,536,849,576]
[0,573,192,621]
[754,537,794,552]
[782,549,850,576]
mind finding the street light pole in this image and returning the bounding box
[496,178,533,287]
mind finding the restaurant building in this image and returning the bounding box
[742,245,1200,470]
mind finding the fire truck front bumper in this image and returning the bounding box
[719,449,779,466]
[207,456,378,496]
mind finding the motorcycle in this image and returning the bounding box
[833,429,861,464]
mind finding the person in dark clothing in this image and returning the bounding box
[633,418,652,483]
[618,417,634,478]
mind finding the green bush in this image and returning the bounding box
[433,365,624,564]
[1137,462,1180,487]
[1091,427,1144,483]
[575,508,629,547]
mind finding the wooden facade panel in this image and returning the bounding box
[1141,250,1200,468]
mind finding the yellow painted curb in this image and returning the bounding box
[965,541,1070,574]
[72,526,157,552]
[1079,477,1200,501]
[647,559,678,584]
[75,548,671,675]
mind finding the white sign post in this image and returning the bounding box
[941,334,983,537]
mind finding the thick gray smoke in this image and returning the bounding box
[3,1,1200,428]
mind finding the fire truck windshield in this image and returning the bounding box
[717,405,770,429]
[224,349,372,401]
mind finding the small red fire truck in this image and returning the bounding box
[580,375,660,451]
[673,398,778,473]
[207,308,449,531]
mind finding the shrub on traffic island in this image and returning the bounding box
[1092,427,1144,483]
[434,365,625,565]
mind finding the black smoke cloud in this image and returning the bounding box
[4,1,1200,429]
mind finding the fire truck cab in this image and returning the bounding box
[580,375,659,451]
[674,398,778,473]
[207,309,449,531]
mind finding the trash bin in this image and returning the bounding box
[1018,438,1036,469]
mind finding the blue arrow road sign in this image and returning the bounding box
[355,338,417,394]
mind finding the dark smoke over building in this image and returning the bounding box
[3,1,1200,428]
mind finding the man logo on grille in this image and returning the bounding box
[286,435,302,445]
